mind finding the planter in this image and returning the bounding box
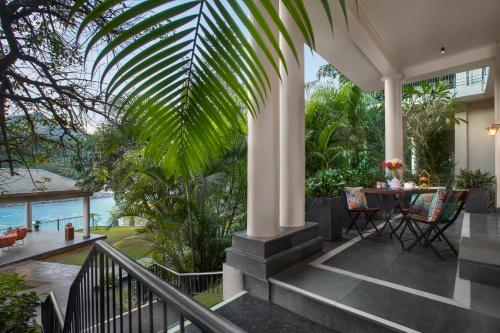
[464,188,491,213]
[306,197,347,241]
[65,227,74,241]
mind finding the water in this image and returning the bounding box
[0,196,116,230]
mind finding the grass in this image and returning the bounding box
[42,226,151,266]
[193,293,223,308]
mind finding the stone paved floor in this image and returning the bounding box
[0,260,80,320]
[0,230,105,268]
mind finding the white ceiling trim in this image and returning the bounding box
[402,43,498,83]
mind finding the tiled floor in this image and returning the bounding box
[322,218,461,298]
[211,293,335,333]
[272,213,500,332]
[0,230,105,268]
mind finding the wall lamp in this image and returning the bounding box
[486,124,500,137]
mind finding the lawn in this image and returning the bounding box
[42,226,151,266]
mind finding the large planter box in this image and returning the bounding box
[306,197,347,241]
[464,188,491,213]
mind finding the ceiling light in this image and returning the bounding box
[486,124,500,137]
[440,47,446,55]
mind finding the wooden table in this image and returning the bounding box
[361,187,438,249]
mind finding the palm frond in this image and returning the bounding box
[78,0,348,176]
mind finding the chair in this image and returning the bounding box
[345,187,381,238]
[0,234,18,252]
[7,227,28,245]
[406,190,468,260]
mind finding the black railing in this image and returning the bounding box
[0,216,85,233]
[149,262,223,297]
[36,216,85,231]
[41,292,64,333]
[41,240,245,333]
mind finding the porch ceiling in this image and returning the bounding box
[307,0,500,91]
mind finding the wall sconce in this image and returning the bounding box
[486,124,500,137]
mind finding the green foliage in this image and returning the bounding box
[306,163,384,198]
[306,169,346,197]
[455,169,496,189]
[305,81,384,176]
[75,122,247,272]
[77,0,348,178]
[403,80,466,185]
[0,273,39,333]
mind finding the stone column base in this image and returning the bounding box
[225,222,322,299]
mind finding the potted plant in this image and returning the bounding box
[455,169,496,213]
[305,169,347,241]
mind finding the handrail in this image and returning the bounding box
[41,292,64,333]
[151,262,222,277]
[149,262,223,297]
[42,240,245,333]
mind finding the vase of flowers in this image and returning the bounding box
[382,159,403,189]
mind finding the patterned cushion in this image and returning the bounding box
[411,193,435,212]
[345,187,368,209]
[440,201,459,221]
[427,189,445,221]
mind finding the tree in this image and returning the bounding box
[305,80,384,176]
[0,0,122,178]
[78,0,350,178]
[403,81,466,185]
[74,120,247,272]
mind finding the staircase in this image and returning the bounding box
[459,213,500,288]
[41,240,244,333]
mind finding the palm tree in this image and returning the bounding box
[75,0,350,177]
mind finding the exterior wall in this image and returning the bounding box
[455,98,495,174]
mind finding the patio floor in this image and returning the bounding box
[271,213,500,332]
[0,230,105,268]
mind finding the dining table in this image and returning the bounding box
[361,187,438,249]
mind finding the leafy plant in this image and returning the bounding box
[76,0,351,177]
[306,169,346,198]
[403,80,466,185]
[0,273,39,333]
[455,169,496,189]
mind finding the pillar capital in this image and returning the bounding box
[381,74,403,82]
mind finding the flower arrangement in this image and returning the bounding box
[381,159,403,178]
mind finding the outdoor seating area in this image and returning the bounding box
[0,230,105,268]
[346,187,469,260]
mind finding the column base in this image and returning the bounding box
[225,222,322,283]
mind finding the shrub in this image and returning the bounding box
[455,169,496,189]
[0,273,39,333]
[306,169,346,198]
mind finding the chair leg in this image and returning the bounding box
[366,211,380,233]
[346,211,364,238]
[407,223,430,252]
[431,226,458,255]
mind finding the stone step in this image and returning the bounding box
[459,236,500,288]
[268,263,500,333]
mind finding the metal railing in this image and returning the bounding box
[149,262,223,297]
[0,216,85,233]
[41,240,245,333]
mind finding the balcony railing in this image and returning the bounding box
[404,67,489,97]
[41,240,245,333]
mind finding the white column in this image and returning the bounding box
[247,0,280,237]
[83,196,90,238]
[494,48,500,209]
[25,201,32,231]
[279,2,305,228]
[382,75,404,161]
